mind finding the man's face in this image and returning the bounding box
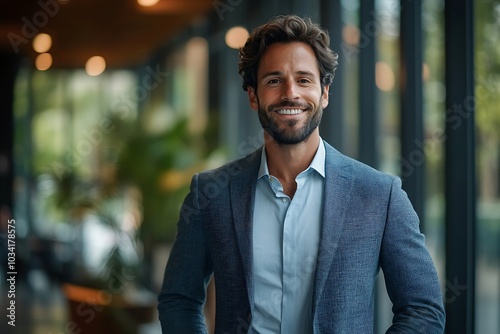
[248,42,329,145]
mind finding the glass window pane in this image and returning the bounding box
[422,0,446,292]
[475,0,500,332]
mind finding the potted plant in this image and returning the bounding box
[51,114,208,333]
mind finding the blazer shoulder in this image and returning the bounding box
[324,141,397,188]
[197,148,262,183]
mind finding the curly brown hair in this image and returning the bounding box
[238,15,339,92]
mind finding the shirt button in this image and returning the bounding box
[282,198,287,203]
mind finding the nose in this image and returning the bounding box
[281,80,300,101]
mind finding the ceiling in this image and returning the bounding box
[0,0,214,68]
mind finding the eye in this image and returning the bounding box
[267,78,281,84]
[298,78,312,84]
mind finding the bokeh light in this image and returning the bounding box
[137,0,160,7]
[33,33,52,53]
[35,53,52,71]
[225,26,249,49]
[85,56,106,76]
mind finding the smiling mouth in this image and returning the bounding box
[275,109,304,115]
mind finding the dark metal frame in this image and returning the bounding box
[400,0,425,221]
[358,0,378,168]
[444,0,476,332]
[320,0,345,151]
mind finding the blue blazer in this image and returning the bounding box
[158,142,445,333]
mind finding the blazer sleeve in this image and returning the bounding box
[380,177,446,333]
[157,174,213,333]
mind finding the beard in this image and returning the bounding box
[257,100,323,145]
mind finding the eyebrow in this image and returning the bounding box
[261,70,316,80]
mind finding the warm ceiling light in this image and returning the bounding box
[137,0,160,7]
[376,61,395,92]
[85,56,106,76]
[35,53,52,71]
[225,26,249,49]
[33,33,52,53]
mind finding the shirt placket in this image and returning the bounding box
[280,175,307,334]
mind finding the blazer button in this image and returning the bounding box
[247,311,252,323]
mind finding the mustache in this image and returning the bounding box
[267,101,311,112]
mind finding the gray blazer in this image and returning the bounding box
[158,141,445,333]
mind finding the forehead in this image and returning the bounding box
[257,41,320,77]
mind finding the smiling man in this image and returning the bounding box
[158,15,445,334]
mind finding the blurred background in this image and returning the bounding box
[0,0,498,333]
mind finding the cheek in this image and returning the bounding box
[255,92,274,109]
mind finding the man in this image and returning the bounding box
[158,15,445,333]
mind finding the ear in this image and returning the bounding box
[248,87,259,111]
[321,85,330,109]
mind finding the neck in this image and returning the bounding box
[264,129,320,193]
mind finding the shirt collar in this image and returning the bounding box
[258,138,326,179]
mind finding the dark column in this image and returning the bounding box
[444,0,476,333]
[0,52,21,221]
[358,0,378,168]
[320,0,345,151]
[399,0,424,222]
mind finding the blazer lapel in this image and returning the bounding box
[229,148,261,309]
[313,142,354,314]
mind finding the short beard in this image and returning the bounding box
[257,101,323,146]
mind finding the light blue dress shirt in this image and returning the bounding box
[250,141,325,334]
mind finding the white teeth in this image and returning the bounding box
[276,109,303,115]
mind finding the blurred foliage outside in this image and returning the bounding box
[476,0,500,205]
[13,68,220,288]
